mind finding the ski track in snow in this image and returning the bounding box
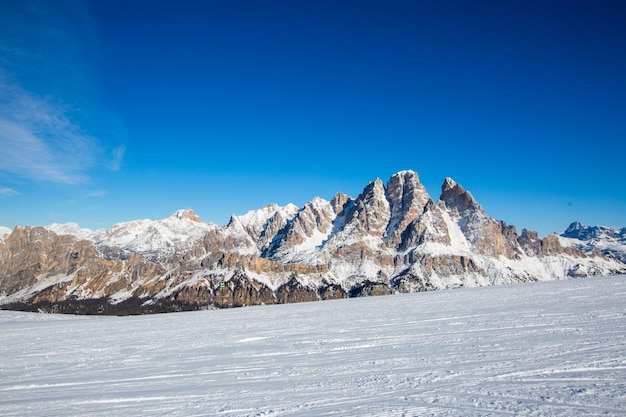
[1,276,625,416]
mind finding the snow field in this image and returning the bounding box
[1,275,625,416]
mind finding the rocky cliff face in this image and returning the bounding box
[1,170,625,315]
[384,170,432,247]
[440,178,521,259]
[343,178,391,239]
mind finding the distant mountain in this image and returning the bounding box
[1,170,625,315]
[0,226,11,240]
[559,221,626,263]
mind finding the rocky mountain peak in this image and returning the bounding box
[401,169,419,178]
[440,177,480,214]
[0,226,11,241]
[226,214,241,228]
[369,177,386,195]
[564,221,584,234]
[263,197,336,260]
[385,170,432,247]
[343,178,390,238]
[330,192,353,216]
[562,221,618,240]
[442,177,457,190]
[439,178,523,259]
[171,208,202,222]
[225,204,302,253]
[559,222,626,263]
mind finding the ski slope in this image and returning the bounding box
[1,276,625,416]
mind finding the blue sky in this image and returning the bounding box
[1,0,625,236]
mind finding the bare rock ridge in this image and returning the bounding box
[1,169,625,315]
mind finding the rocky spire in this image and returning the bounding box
[343,178,390,238]
[440,177,481,216]
[274,197,335,247]
[330,192,353,216]
[439,178,521,259]
[384,170,432,247]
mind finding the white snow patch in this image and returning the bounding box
[46,222,97,241]
[232,203,298,236]
[440,205,471,250]
[0,226,11,241]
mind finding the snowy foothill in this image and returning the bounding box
[1,276,626,416]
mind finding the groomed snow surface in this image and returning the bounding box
[1,276,625,417]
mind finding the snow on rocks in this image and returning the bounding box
[0,226,11,241]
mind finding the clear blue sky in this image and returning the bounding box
[1,0,625,236]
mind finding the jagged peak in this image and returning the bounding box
[564,221,585,234]
[330,192,353,216]
[383,169,432,246]
[333,191,352,199]
[561,221,620,241]
[439,177,479,210]
[350,177,387,205]
[520,228,540,239]
[226,214,242,228]
[386,170,429,202]
[308,196,329,207]
[386,170,425,199]
[364,177,386,196]
[292,196,335,227]
[357,177,389,209]
[0,225,12,240]
[291,197,333,219]
[339,177,391,238]
[235,203,298,221]
[283,203,299,216]
[389,169,421,184]
[442,177,458,192]
[170,208,202,222]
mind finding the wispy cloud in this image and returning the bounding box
[0,187,20,198]
[0,1,125,184]
[0,80,97,183]
[87,190,108,198]
[109,146,126,172]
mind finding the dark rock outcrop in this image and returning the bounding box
[276,276,319,304]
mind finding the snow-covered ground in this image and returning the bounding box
[1,276,625,417]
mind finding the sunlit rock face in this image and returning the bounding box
[440,177,522,259]
[384,170,432,248]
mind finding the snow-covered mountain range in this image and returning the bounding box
[559,221,626,263]
[1,170,625,314]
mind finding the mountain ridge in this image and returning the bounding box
[1,169,625,314]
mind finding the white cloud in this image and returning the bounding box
[0,1,125,184]
[0,81,97,183]
[0,187,20,198]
